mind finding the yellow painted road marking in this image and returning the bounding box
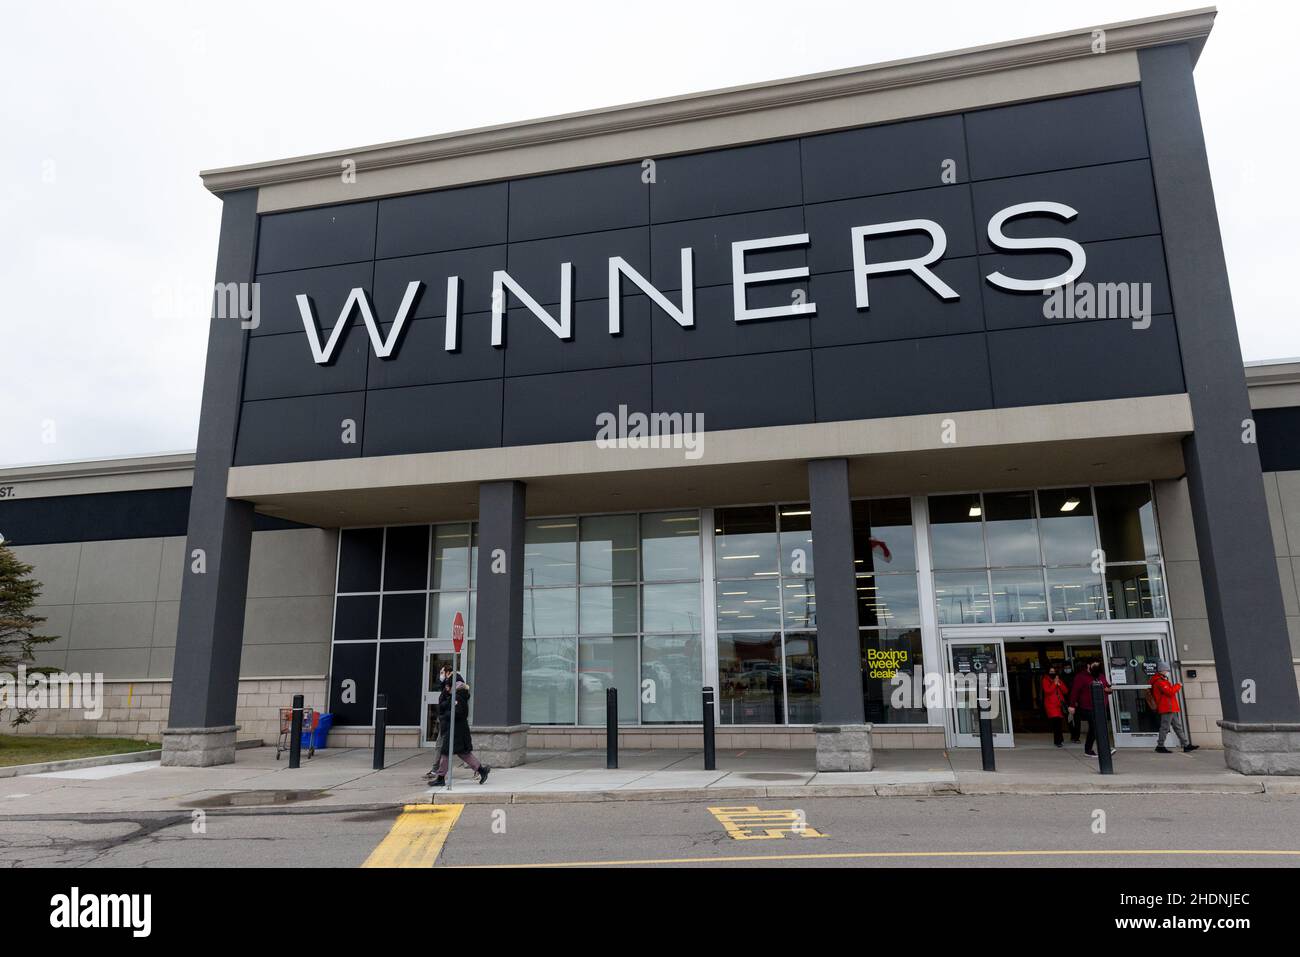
[709,806,825,840]
[363,803,464,868]
[454,848,1300,869]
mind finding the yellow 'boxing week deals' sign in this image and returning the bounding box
[866,647,909,680]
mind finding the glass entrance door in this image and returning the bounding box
[421,641,456,747]
[947,640,1013,748]
[1101,635,1165,747]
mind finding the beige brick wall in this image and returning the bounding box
[525,725,947,750]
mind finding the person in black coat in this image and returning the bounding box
[428,667,490,786]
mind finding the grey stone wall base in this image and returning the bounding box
[161,725,239,767]
[1218,721,1300,775]
[472,724,530,768]
[815,723,874,772]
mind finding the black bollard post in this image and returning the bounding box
[373,693,387,770]
[288,694,304,769]
[606,687,618,769]
[702,686,716,771]
[977,692,996,772]
[1091,681,1114,774]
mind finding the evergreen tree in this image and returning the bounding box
[0,542,56,729]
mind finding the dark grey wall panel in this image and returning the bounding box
[813,334,993,421]
[376,182,508,259]
[508,162,647,242]
[503,365,652,446]
[235,392,366,465]
[0,488,190,546]
[373,246,505,318]
[256,201,377,274]
[650,140,802,222]
[966,87,1149,180]
[507,227,648,305]
[365,312,503,390]
[362,380,504,456]
[805,185,977,273]
[980,235,1172,330]
[503,297,651,376]
[809,259,985,347]
[986,314,1183,407]
[244,329,369,400]
[802,114,966,203]
[972,160,1161,253]
[651,206,806,290]
[651,283,811,362]
[377,641,423,725]
[653,351,815,431]
[329,642,377,726]
[1256,407,1300,472]
[253,262,373,338]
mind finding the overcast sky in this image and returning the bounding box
[1,1,1294,468]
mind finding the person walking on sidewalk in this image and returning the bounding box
[1042,666,1070,748]
[429,668,490,787]
[1069,660,1115,757]
[1151,661,1198,754]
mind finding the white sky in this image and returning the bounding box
[1,1,1295,467]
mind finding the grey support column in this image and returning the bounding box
[161,190,258,767]
[808,458,872,770]
[1141,45,1300,773]
[472,480,529,766]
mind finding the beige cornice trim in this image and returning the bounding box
[0,452,195,483]
[199,7,1215,198]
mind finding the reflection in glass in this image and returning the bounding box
[428,591,469,639]
[1105,562,1167,619]
[522,637,577,725]
[779,504,814,578]
[783,579,816,629]
[641,634,703,723]
[1037,488,1096,565]
[642,582,701,633]
[718,632,783,725]
[1095,484,1161,563]
[432,523,472,590]
[783,631,820,724]
[579,585,639,635]
[524,518,578,587]
[852,498,916,572]
[580,514,639,583]
[856,574,920,628]
[928,494,986,569]
[714,506,779,579]
[861,628,926,724]
[1045,566,1106,621]
[640,511,701,582]
[523,587,577,636]
[984,491,1040,566]
[577,635,638,724]
[715,579,782,631]
[990,568,1048,623]
[933,570,992,624]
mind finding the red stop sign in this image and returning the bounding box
[451,611,465,653]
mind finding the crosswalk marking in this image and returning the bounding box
[362,803,464,868]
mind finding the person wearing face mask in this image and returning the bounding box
[1041,665,1070,748]
[1068,660,1115,757]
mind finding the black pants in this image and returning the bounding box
[1079,710,1097,752]
[1070,711,1081,742]
[1050,715,1065,746]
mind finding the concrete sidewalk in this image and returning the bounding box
[1,742,1296,815]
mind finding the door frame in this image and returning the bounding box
[945,637,1014,748]
[1099,633,1171,747]
[420,639,456,748]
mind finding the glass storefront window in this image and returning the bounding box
[783,632,820,724]
[1037,487,1097,566]
[580,514,639,584]
[1095,484,1162,564]
[778,505,814,578]
[929,493,986,569]
[432,523,472,590]
[717,632,784,725]
[641,512,701,582]
[984,491,1040,567]
[714,506,779,579]
[852,498,916,572]
[641,634,703,724]
[1045,566,1106,621]
[856,574,921,628]
[861,628,926,724]
[990,568,1048,623]
[643,582,701,633]
[523,586,577,636]
[715,579,782,631]
[522,637,577,725]
[934,570,992,624]
[578,585,638,635]
[576,635,638,725]
[1105,562,1168,619]
[524,518,578,587]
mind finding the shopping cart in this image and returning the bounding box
[276,706,318,760]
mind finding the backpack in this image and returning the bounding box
[1143,688,1158,710]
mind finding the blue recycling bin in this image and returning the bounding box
[301,712,333,750]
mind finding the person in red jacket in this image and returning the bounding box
[1068,660,1113,756]
[1151,662,1198,754]
[1041,667,1070,748]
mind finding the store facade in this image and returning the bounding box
[3,9,1299,772]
